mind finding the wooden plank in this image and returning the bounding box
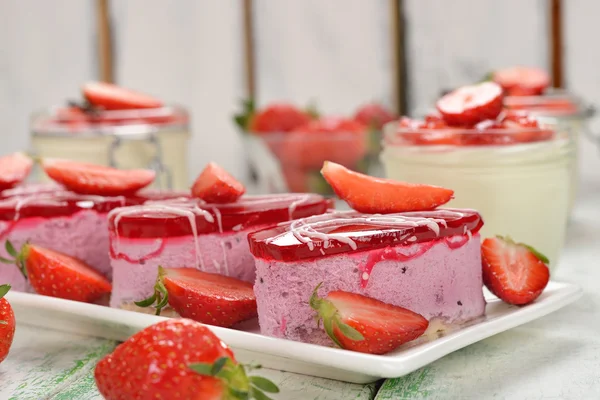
[109,0,246,181]
[96,0,114,83]
[242,0,257,100]
[403,0,547,114]
[550,0,563,88]
[0,323,115,399]
[253,0,394,114]
[0,1,96,155]
[1,322,376,399]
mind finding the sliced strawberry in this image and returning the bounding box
[247,103,311,134]
[481,236,550,305]
[0,153,33,191]
[95,319,279,400]
[191,162,245,204]
[41,158,155,196]
[436,82,503,126]
[501,114,553,143]
[2,242,112,303]
[492,66,550,96]
[136,267,257,328]
[310,284,428,354]
[82,82,163,110]
[0,284,15,363]
[354,103,396,130]
[321,161,453,213]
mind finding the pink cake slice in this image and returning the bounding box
[248,209,486,346]
[108,194,332,309]
[0,184,186,292]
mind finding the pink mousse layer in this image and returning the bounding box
[0,210,110,292]
[254,234,485,346]
[109,225,269,308]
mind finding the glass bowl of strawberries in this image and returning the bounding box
[382,81,576,270]
[235,100,395,195]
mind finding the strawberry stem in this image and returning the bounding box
[189,357,279,400]
[233,98,256,132]
[134,266,169,315]
[309,283,364,349]
[0,241,29,279]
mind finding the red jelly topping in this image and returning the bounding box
[108,194,333,238]
[0,184,188,221]
[248,209,483,261]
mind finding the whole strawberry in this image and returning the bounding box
[95,319,279,400]
[234,99,311,134]
[354,103,396,130]
[0,284,15,363]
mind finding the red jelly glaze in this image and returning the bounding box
[248,209,483,262]
[0,185,188,221]
[109,194,333,238]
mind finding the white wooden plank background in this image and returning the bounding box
[0,0,97,155]
[253,0,394,114]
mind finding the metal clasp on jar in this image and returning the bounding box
[108,125,173,189]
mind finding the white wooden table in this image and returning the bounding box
[0,188,597,399]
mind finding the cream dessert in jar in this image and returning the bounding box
[382,82,575,269]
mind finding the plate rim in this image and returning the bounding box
[6,280,582,380]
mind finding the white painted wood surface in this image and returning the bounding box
[376,188,600,399]
[0,323,377,399]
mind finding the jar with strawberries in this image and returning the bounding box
[30,82,190,190]
[381,82,576,270]
[235,100,395,195]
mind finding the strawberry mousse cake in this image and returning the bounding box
[0,184,186,292]
[248,208,485,346]
[108,193,332,309]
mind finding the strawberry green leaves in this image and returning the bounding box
[134,266,169,315]
[0,241,29,278]
[309,283,364,348]
[190,357,279,400]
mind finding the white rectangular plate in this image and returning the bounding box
[6,280,581,384]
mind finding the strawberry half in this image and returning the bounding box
[492,66,550,96]
[0,153,34,192]
[481,236,550,305]
[191,162,245,203]
[310,284,428,354]
[95,319,279,400]
[321,161,453,213]
[436,82,503,126]
[1,241,111,303]
[136,267,257,328]
[82,82,163,110]
[0,284,15,363]
[41,158,155,196]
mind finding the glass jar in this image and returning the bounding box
[505,91,594,212]
[30,106,190,190]
[381,123,575,270]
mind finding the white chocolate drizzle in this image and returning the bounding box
[270,209,467,252]
[108,204,208,270]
